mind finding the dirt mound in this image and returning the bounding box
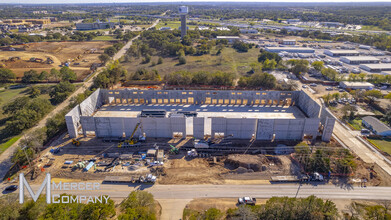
[225,154,272,172]
[158,158,226,184]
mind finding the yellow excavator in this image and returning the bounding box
[72,139,80,146]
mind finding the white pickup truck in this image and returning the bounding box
[238,197,256,205]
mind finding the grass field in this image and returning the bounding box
[155,20,198,30]
[368,138,391,155]
[93,35,116,41]
[360,25,385,31]
[123,46,260,77]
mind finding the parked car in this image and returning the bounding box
[302,85,308,88]
[309,83,317,87]
[4,185,18,192]
[361,129,371,135]
[326,87,333,91]
[238,197,257,205]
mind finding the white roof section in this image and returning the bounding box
[381,71,391,75]
[283,39,296,42]
[266,47,313,50]
[341,56,380,61]
[340,81,374,87]
[327,50,360,54]
[216,36,240,39]
[360,64,391,69]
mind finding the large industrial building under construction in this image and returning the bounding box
[65,89,336,142]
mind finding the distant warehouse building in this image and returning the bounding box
[339,81,374,90]
[76,22,114,30]
[240,29,258,34]
[340,56,380,65]
[360,64,391,73]
[362,116,391,137]
[265,47,314,53]
[280,39,296,45]
[216,36,240,43]
[324,50,360,57]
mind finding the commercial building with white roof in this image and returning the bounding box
[339,56,380,65]
[324,50,360,57]
[359,64,391,72]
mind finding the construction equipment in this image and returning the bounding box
[72,139,80,146]
[46,57,54,64]
[187,149,198,157]
[169,145,179,154]
[119,122,145,147]
[30,57,43,63]
[9,56,20,62]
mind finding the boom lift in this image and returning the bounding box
[119,122,146,148]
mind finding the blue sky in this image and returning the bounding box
[2,0,391,4]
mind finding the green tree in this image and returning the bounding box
[104,46,118,57]
[364,90,383,103]
[0,68,16,83]
[98,53,110,64]
[178,56,187,65]
[22,69,40,83]
[29,86,41,98]
[204,208,223,220]
[119,191,156,220]
[80,197,116,220]
[38,71,49,81]
[50,81,76,104]
[263,59,277,70]
[59,66,77,81]
[157,57,163,65]
[311,61,324,71]
[50,68,60,81]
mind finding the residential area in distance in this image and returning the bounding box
[0,1,391,220]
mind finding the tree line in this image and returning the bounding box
[0,190,158,220]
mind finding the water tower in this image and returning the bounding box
[179,6,188,39]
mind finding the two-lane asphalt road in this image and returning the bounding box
[7,183,391,220]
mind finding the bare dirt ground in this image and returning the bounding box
[20,134,391,187]
[0,41,112,80]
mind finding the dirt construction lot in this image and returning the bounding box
[0,41,112,80]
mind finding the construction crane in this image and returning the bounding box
[119,122,144,147]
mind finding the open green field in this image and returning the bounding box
[93,35,116,41]
[0,85,53,154]
[123,46,260,77]
[368,138,391,155]
[155,20,198,30]
[360,25,386,31]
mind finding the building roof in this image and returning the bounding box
[360,64,391,69]
[341,56,380,61]
[283,39,296,42]
[340,81,374,87]
[363,116,391,134]
[265,47,314,51]
[216,36,240,39]
[327,50,360,54]
[381,71,391,75]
